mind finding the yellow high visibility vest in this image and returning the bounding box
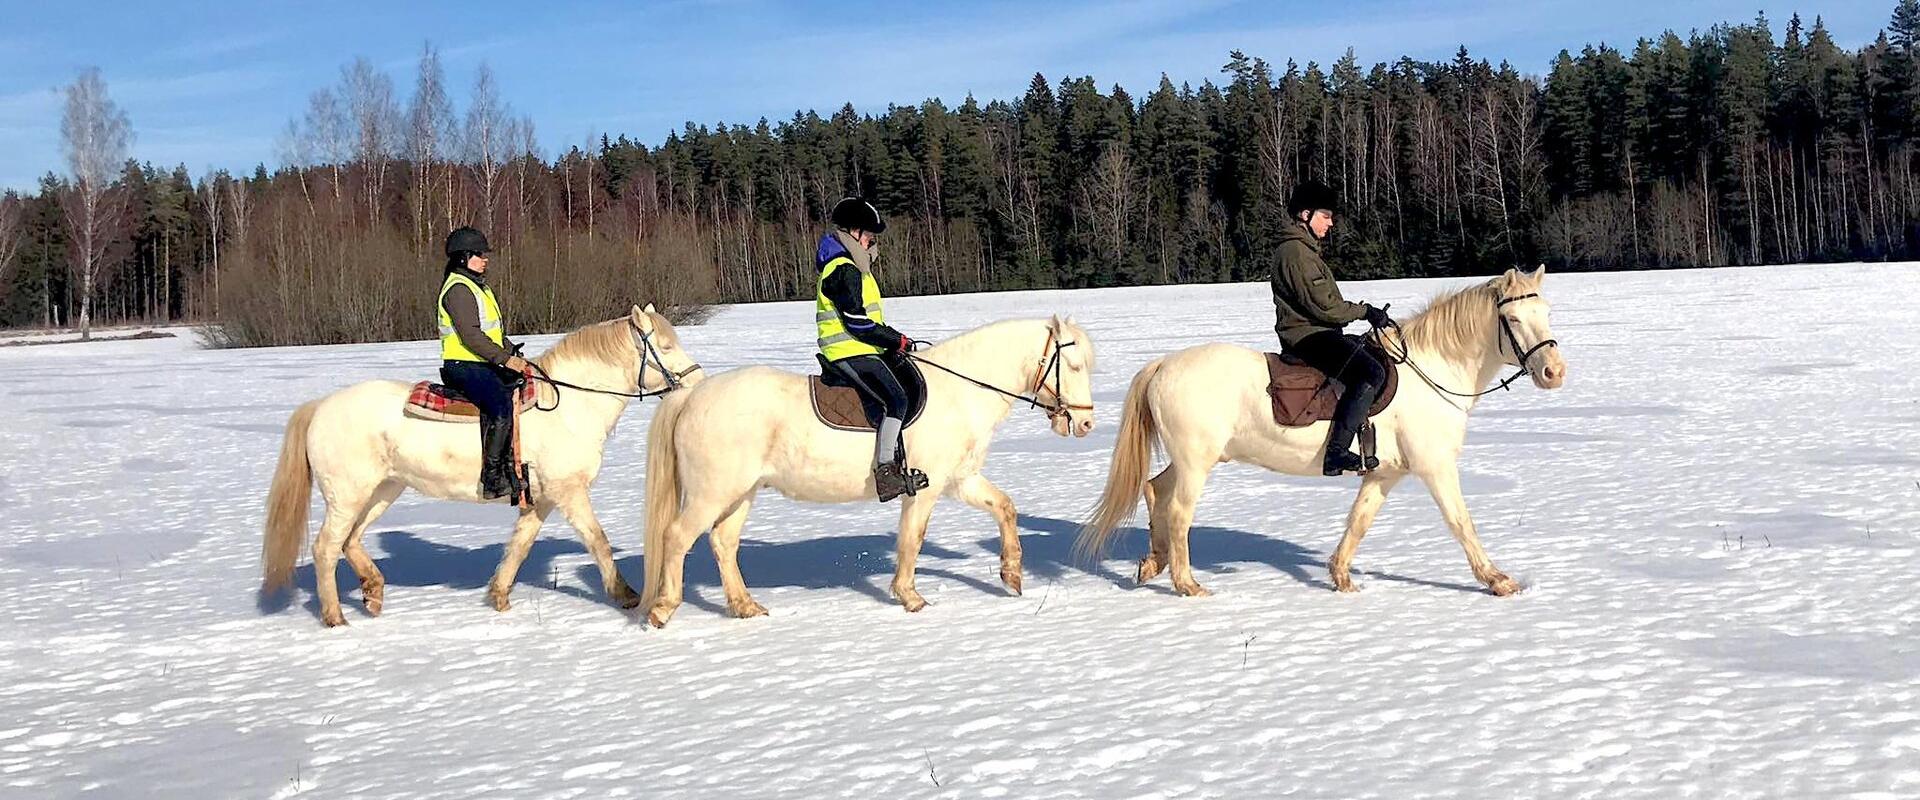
[437,272,504,362]
[815,256,886,361]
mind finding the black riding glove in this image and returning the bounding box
[1363,304,1393,329]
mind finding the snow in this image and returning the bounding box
[2,263,1918,798]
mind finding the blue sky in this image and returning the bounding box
[0,0,1893,191]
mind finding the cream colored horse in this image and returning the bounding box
[639,316,1097,627]
[261,305,703,626]
[1079,268,1567,596]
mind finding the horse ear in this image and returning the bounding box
[1531,264,1547,283]
[630,304,655,332]
[1500,268,1520,291]
[1049,313,1063,332]
[642,302,658,315]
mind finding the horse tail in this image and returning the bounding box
[639,391,690,614]
[1076,356,1164,562]
[262,399,320,594]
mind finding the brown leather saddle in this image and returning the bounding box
[809,355,930,432]
[1265,341,1399,428]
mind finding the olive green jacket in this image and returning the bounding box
[1270,223,1366,347]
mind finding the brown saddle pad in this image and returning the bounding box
[809,357,928,433]
[402,380,537,423]
[1265,344,1398,428]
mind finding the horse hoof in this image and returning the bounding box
[646,605,675,628]
[1136,557,1165,584]
[617,594,643,610]
[364,598,384,616]
[727,600,768,619]
[1001,569,1023,596]
[898,594,928,613]
[321,611,347,628]
[1487,576,1521,596]
[1174,583,1211,598]
[489,591,511,612]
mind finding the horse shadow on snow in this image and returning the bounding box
[260,530,618,620]
[261,512,1481,622]
[1014,514,1484,596]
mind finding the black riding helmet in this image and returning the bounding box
[1286,181,1339,218]
[446,226,492,257]
[829,197,886,234]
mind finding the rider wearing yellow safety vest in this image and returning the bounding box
[438,226,530,502]
[815,197,926,502]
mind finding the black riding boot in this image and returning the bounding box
[1323,380,1382,476]
[479,416,521,500]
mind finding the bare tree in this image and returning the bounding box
[199,171,225,315]
[341,57,399,224]
[224,174,251,289]
[299,88,348,202]
[465,63,513,228]
[0,192,23,303]
[1083,141,1137,267]
[405,43,455,252]
[60,68,133,340]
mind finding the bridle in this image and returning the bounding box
[1026,328,1096,422]
[1378,291,1558,400]
[525,320,703,410]
[1495,293,1559,377]
[908,328,1093,423]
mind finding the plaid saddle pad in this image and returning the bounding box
[404,380,538,423]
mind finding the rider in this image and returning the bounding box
[437,226,531,501]
[815,196,926,502]
[1271,181,1393,476]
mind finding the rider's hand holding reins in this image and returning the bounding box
[1364,303,1393,330]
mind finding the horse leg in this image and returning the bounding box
[1419,465,1521,596]
[646,493,735,628]
[1161,462,1213,597]
[707,496,767,618]
[311,499,363,628]
[551,487,639,609]
[950,474,1022,596]
[890,493,941,612]
[342,480,403,616]
[1328,471,1403,593]
[1137,467,1175,584]
[488,500,555,612]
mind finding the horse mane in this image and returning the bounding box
[533,312,677,371]
[926,318,1040,359]
[928,317,1088,366]
[1399,279,1499,363]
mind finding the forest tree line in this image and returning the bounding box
[2,3,1917,346]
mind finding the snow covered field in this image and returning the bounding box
[2,263,1918,799]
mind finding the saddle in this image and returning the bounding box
[403,380,538,423]
[1265,342,1399,428]
[809,354,930,432]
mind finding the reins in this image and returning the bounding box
[1375,291,1558,400]
[523,321,702,411]
[908,328,1092,422]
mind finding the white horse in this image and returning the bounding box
[1078,268,1567,596]
[638,316,1097,627]
[261,304,704,626]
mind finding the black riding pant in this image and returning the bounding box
[1285,331,1387,434]
[441,360,518,422]
[831,353,912,420]
[832,353,913,467]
